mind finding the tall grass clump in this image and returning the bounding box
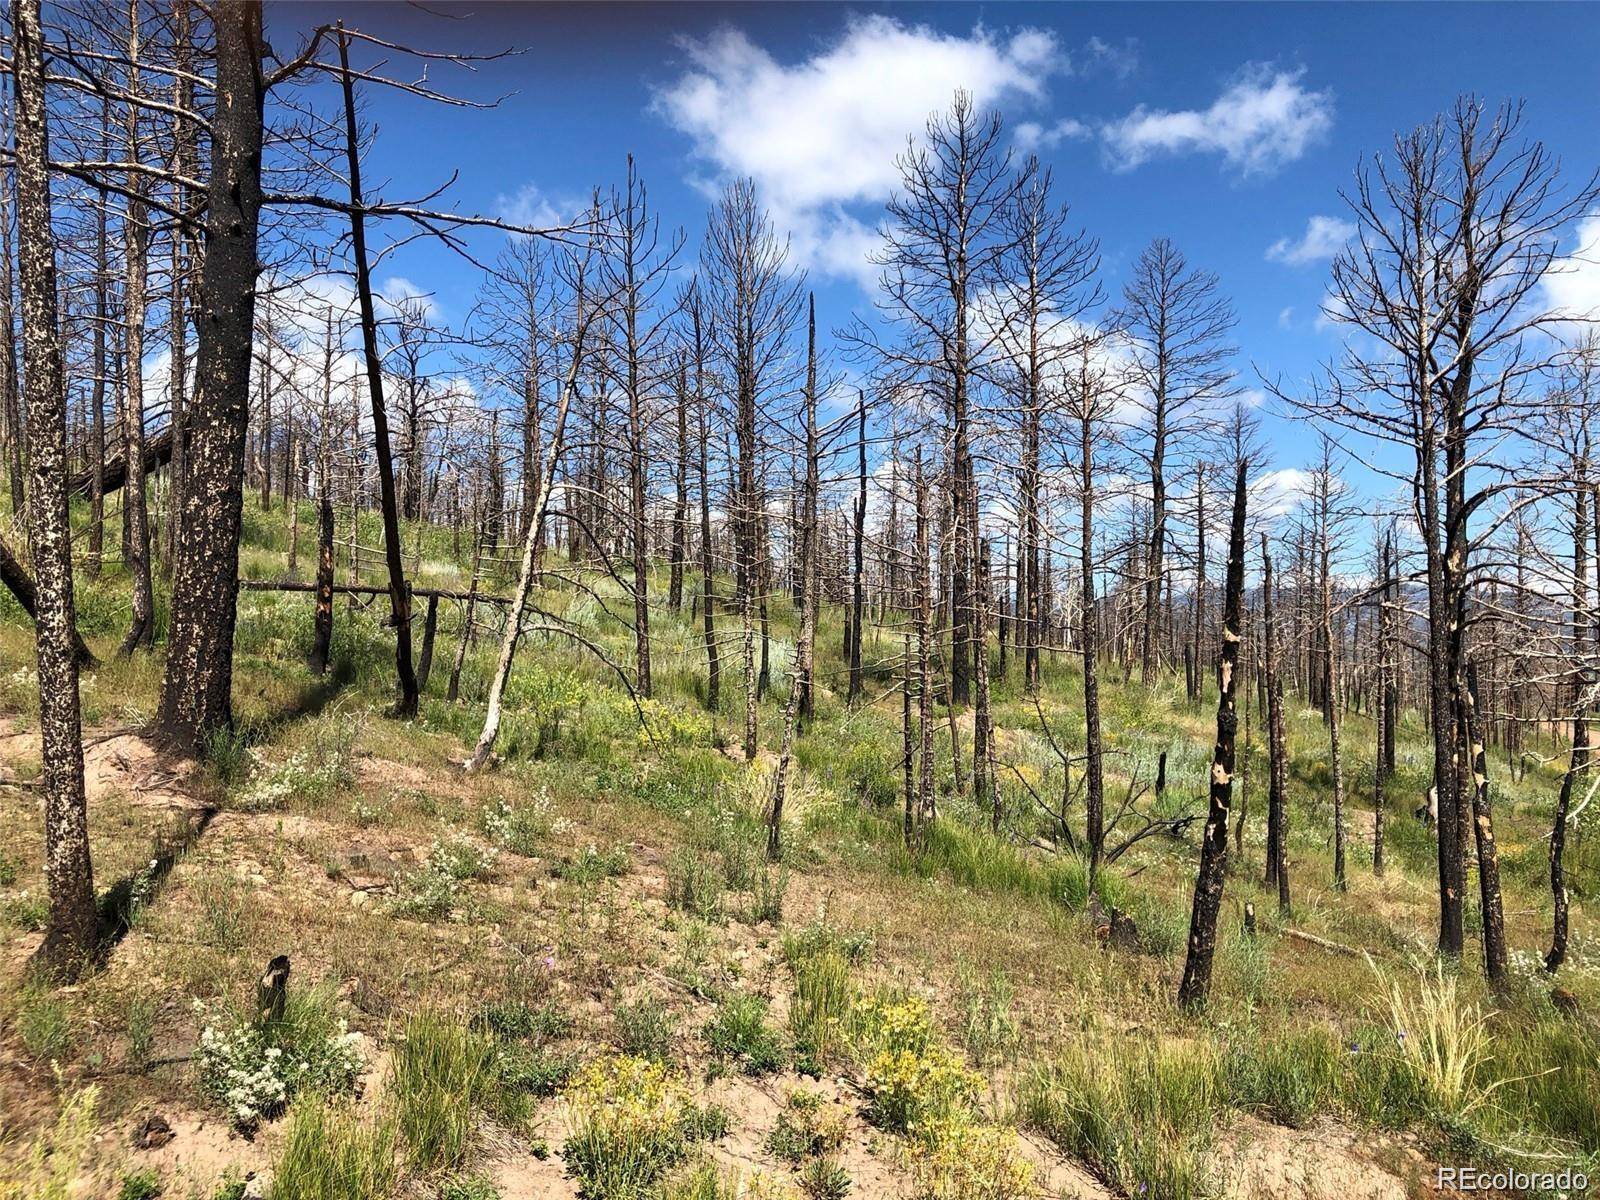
[271,1096,398,1200]
[1222,1024,1341,1127]
[784,935,855,1075]
[1377,959,1500,1120]
[1484,1018,1600,1155]
[1020,1039,1222,1200]
[392,1012,497,1172]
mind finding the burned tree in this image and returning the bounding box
[1178,456,1249,1011]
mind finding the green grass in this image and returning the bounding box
[392,1012,498,1173]
[272,1097,398,1200]
[1021,1039,1222,1200]
[703,992,784,1075]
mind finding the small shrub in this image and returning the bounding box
[663,1162,740,1200]
[497,1042,578,1102]
[193,990,364,1132]
[561,1055,717,1200]
[271,1096,398,1200]
[555,842,631,886]
[438,1175,501,1200]
[391,837,495,921]
[704,993,784,1076]
[0,888,47,931]
[782,921,872,967]
[748,864,788,925]
[617,995,678,1063]
[480,792,560,856]
[393,1012,498,1172]
[0,853,17,886]
[850,993,979,1135]
[126,991,160,1068]
[907,1120,1038,1200]
[765,1090,849,1164]
[798,1159,852,1200]
[117,1169,163,1200]
[235,714,359,812]
[428,835,498,882]
[666,848,723,921]
[14,982,74,1061]
[478,998,569,1043]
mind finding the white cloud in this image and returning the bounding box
[1082,36,1139,80]
[493,182,569,232]
[1015,117,1092,152]
[1252,466,1313,518]
[653,16,1063,287]
[1100,64,1333,176]
[1544,209,1600,326]
[1266,214,1355,265]
[1277,306,1295,329]
[379,276,438,319]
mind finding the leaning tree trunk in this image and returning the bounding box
[338,28,418,718]
[155,0,265,750]
[0,534,96,667]
[465,271,590,772]
[12,0,96,976]
[1177,457,1248,1011]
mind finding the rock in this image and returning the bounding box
[242,1170,271,1199]
[131,1114,174,1150]
[1551,986,1580,1017]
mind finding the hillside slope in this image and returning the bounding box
[0,497,1595,1200]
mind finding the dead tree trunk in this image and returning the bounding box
[1374,531,1392,876]
[1548,467,1590,973]
[12,0,96,975]
[1177,457,1248,1011]
[1262,535,1290,915]
[1080,386,1105,877]
[1463,661,1506,985]
[767,296,821,862]
[669,359,688,611]
[915,449,935,826]
[156,0,265,751]
[117,0,155,656]
[849,396,866,704]
[338,26,418,718]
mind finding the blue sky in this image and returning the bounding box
[272,1,1600,507]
